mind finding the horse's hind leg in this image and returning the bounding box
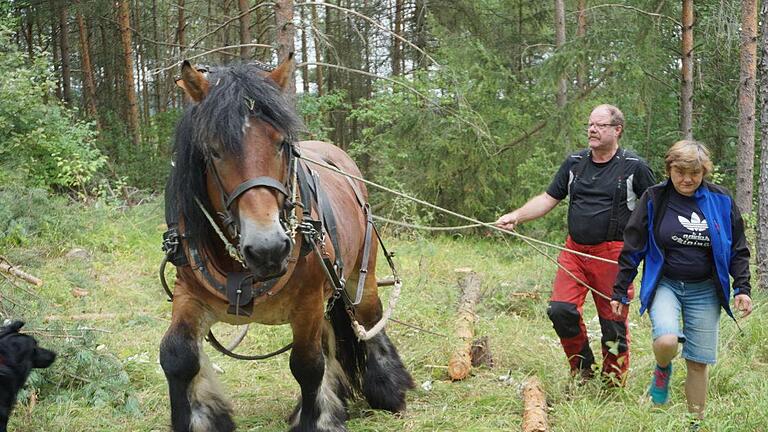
[160,290,234,432]
[353,277,414,412]
[288,299,348,432]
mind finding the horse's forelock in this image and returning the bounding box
[193,64,302,156]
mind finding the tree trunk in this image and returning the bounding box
[239,0,252,60]
[23,10,34,62]
[757,0,768,289]
[554,0,566,108]
[50,5,62,101]
[392,0,403,76]
[300,4,309,94]
[152,0,164,112]
[576,0,587,91]
[680,0,694,139]
[177,0,186,54]
[118,0,142,147]
[275,0,296,98]
[75,3,99,123]
[58,1,72,104]
[413,0,428,71]
[737,0,758,215]
[133,2,149,124]
[447,269,482,381]
[311,3,323,96]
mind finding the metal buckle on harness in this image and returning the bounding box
[162,227,188,267]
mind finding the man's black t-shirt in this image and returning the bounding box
[546,149,655,245]
[658,188,713,281]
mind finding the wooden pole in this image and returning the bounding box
[0,261,43,286]
[448,268,482,381]
[522,376,549,432]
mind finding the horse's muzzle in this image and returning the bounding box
[239,219,292,281]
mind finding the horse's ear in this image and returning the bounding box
[267,52,294,90]
[176,60,209,102]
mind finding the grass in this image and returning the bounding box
[3,196,768,432]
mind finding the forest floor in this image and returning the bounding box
[2,197,767,432]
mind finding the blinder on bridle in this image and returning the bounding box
[205,122,300,255]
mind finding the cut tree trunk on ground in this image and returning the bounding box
[448,268,482,380]
[522,376,549,432]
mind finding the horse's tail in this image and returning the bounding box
[327,298,366,398]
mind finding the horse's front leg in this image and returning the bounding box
[160,284,234,432]
[288,295,347,432]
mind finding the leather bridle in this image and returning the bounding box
[205,136,300,255]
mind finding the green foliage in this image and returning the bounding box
[18,325,139,414]
[0,25,105,195]
[0,186,61,247]
[298,90,351,142]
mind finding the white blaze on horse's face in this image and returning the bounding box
[233,117,292,281]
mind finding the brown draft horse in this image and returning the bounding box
[161,56,413,432]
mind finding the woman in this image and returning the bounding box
[610,140,752,424]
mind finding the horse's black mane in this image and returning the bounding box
[168,63,303,249]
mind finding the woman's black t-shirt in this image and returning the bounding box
[657,188,713,281]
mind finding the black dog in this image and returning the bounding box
[0,321,56,432]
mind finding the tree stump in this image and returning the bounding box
[448,268,482,381]
[522,376,549,432]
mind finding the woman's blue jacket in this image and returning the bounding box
[611,180,751,319]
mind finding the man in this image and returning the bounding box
[496,104,655,383]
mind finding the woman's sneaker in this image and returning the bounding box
[649,364,672,404]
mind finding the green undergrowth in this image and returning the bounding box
[2,196,767,431]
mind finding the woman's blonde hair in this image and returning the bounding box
[664,140,713,177]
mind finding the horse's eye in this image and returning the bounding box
[209,148,222,159]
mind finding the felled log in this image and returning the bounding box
[448,268,482,381]
[0,261,43,286]
[522,376,549,432]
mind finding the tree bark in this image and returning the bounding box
[413,0,428,70]
[756,0,768,289]
[177,0,186,54]
[50,4,62,101]
[447,269,482,381]
[576,0,587,91]
[392,0,403,76]
[522,377,549,432]
[681,0,694,139]
[300,4,309,93]
[238,0,252,60]
[311,3,323,96]
[737,0,758,215]
[152,0,164,112]
[74,3,99,123]
[118,0,142,147]
[58,1,72,104]
[275,0,296,98]
[554,0,566,108]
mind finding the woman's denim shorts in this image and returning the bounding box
[648,277,721,364]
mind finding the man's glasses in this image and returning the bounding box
[587,123,619,130]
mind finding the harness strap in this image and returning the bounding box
[314,170,346,291]
[606,148,627,241]
[341,175,374,305]
[354,203,374,305]
[225,176,290,209]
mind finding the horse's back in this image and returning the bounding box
[298,140,367,199]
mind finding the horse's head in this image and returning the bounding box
[175,56,302,281]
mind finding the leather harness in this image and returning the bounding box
[161,141,378,321]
